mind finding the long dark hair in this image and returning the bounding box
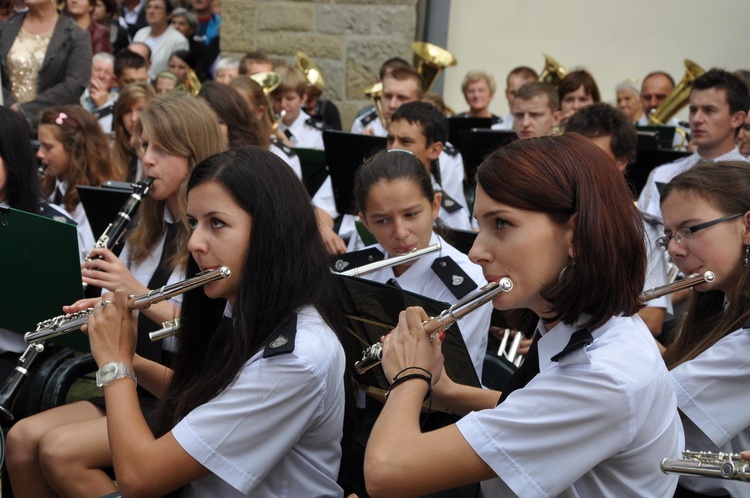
[198,81,269,149]
[661,161,750,369]
[476,134,646,330]
[0,106,42,213]
[155,146,350,434]
[355,150,435,214]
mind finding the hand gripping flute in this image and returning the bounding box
[0,179,153,419]
[354,278,513,374]
[25,267,231,344]
[82,178,154,290]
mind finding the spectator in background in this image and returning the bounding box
[457,69,501,124]
[170,7,203,66]
[119,0,147,42]
[154,70,178,94]
[66,0,112,54]
[0,0,92,130]
[93,0,129,53]
[558,69,600,120]
[81,52,120,132]
[113,82,154,181]
[191,0,219,47]
[239,50,273,75]
[214,56,239,84]
[133,0,188,79]
[114,49,150,88]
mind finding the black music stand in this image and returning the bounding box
[0,207,87,351]
[323,131,386,216]
[77,185,133,246]
[626,148,690,198]
[458,128,517,181]
[636,125,677,150]
[447,116,492,152]
[336,275,480,395]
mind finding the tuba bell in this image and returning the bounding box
[412,41,457,92]
[175,67,202,96]
[295,51,325,92]
[362,81,385,128]
[648,59,705,127]
[538,53,569,87]
[250,71,283,129]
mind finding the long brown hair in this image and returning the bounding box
[476,133,646,330]
[126,93,226,268]
[113,82,155,179]
[39,105,122,212]
[198,81,269,149]
[661,161,750,369]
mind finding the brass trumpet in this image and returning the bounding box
[25,267,231,344]
[661,451,750,482]
[641,271,714,302]
[355,278,514,374]
[539,53,569,87]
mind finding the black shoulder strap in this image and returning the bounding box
[360,108,377,127]
[263,314,299,358]
[443,143,458,157]
[306,117,331,131]
[550,328,593,362]
[430,256,477,299]
[271,137,296,158]
[331,247,384,273]
[439,191,462,213]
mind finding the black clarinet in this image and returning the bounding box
[0,179,153,420]
[82,178,153,290]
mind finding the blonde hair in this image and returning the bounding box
[128,93,226,266]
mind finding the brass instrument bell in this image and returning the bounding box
[412,41,457,92]
[295,51,325,92]
[250,71,283,128]
[538,53,569,87]
[648,59,705,126]
[362,81,386,128]
[175,67,202,96]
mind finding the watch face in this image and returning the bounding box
[99,362,118,384]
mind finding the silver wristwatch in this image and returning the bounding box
[96,362,137,389]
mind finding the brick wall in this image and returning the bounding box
[221,0,419,130]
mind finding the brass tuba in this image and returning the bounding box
[648,59,705,126]
[362,81,385,128]
[250,71,283,130]
[538,53,569,87]
[175,68,202,96]
[295,51,325,92]
[412,41,457,92]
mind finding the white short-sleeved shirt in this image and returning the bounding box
[361,233,491,377]
[637,147,748,222]
[269,141,303,180]
[670,323,750,496]
[456,315,684,498]
[278,110,325,151]
[116,208,184,351]
[350,108,385,137]
[171,306,346,497]
[49,179,95,262]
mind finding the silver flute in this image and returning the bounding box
[149,318,180,342]
[661,451,750,482]
[25,267,231,344]
[354,278,513,374]
[337,243,441,277]
[641,271,714,302]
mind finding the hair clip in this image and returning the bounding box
[55,112,68,125]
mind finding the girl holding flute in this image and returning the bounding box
[6,92,226,497]
[363,134,684,498]
[660,161,750,498]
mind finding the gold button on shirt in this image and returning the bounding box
[7,28,53,103]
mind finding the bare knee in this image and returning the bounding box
[6,415,48,467]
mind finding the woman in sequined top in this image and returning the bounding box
[0,0,92,130]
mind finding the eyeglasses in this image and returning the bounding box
[656,213,744,252]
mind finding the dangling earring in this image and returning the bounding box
[743,244,749,268]
[558,258,576,283]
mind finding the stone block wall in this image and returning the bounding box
[221,0,419,130]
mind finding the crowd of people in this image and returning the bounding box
[0,1,749,494]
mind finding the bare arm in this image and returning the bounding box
[637,306,666,337]
[132,354,173,399]
[315,207,346,255]
[364,308,495,497]
[88,290,208,497]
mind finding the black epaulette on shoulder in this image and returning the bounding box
[93,103,114,120]
[439,191,462,214]
[431,256,477,299]
[271,137,297,158]
[359,108,378,127]
[331,247,384,273]
[443,142,459,157]
[263,314,299,358]
[306,117,331,131]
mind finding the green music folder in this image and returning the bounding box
[0,207,87,351]
[293,147,328,198]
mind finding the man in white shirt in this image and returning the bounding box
[637,71,688,147]
[638,69,750,221]
[133,0,188,79]
[491,66,537,131]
